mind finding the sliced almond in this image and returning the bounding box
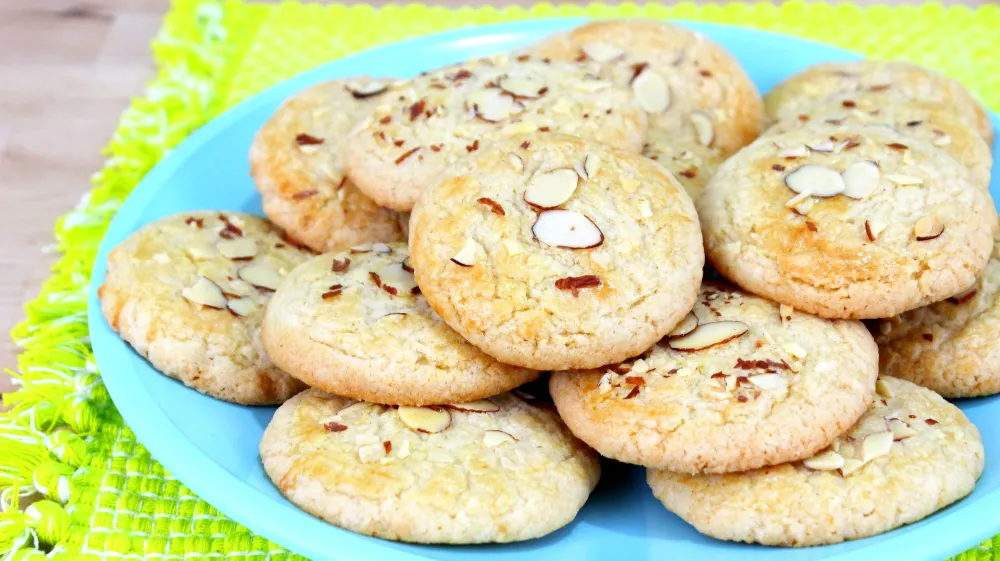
[500,75,546,99]
[803,450,844,471]
[372,242,392,254]
[483,430,517,447]
[217,238,259,260]
[500,121,538,136]
[373,262,417,295]
[668,312,699,338]
[841,161,880,199]
[398,406,451,434]
[532,210,603,249]
[632,70,670,113]
[748,373,787,390]
[667,321,749,351]
[186,247,215,261]
[504,240,524,255]
[784,165,845,197]
[690,112,714,146]
[865,220,887,242]
[358,443,387,463]
[470,88,514,122]
[524,168,579,209]
[345,81,388,99]
[182,277,227,309]
[238,264,283,291]
[838,458,866,477]
[507,152,524,172]
[884,173,924,186]
[584,153,601,179]
[783,342,808,359]
[914,216,944,241]
[861,431,894,462]
[806,140,834,153]
[779,304,794,324]
[446,399,499,413]
[778,145,809,159]
[581,41,625,62]
[932,135,952,147]
[226,298,258,317]
[889,419,918,440]
[451,238,479,267]
[875,378,894,398]
[355,433,379,447]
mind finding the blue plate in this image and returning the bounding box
[88,18,1000,561]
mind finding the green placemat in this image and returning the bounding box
[1,1,998,559]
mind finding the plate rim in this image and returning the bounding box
[86,16,1000,561]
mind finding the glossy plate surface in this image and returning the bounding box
[88,18,1000,561]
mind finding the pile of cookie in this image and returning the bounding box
[100,19,995,549]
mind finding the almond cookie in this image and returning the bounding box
[409,133,704,370]
[260,389,600,543]
[764,60,993,143]
[699,123,995,319]
[261,242,538,406]
[550,281,878,473]
[344,55,647,211]
[249,79,408,252]
[98,211,310,404]
[647,376,984,547]
[875,234,1000,397]
[526,19,764,199]
[764,94,993,190]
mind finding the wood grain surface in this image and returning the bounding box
[0,0,991,401]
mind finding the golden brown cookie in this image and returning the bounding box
[250,78,408,253]
[98,211,310,404]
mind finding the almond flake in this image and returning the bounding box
[581,41,625,62]
[690,112,714,146]
[373,262,417,296]
[575,78,612,93]
[778,145,809,159]
[226,298,257,317]
[865,220,887,242]
[507,153,524,172]
[914,215,945,241]
[783,342,808,359]
[470,88,514,122]
[358,443,387,463]
[500,75,546,99]
[217,238,259,260]
[861,431,893,461]
[875,379,894,398]
[779,304,794,324]
[182,277,227,309]
[504,240,524,255]
[398,406,451,433]
[356,434,379,446]
[372,243,392,254]
[451,238,480,267]
[804,450,844,471]
[668,321,749,351]
[632,70,670,113]
[806,141,834,153]
[932,135,952,146]
[446,399,499,413]
[238,264,283,291]
[345,81,388,99]
[885,173,923,186]
[186,247,215,261]
[532,210,603,249]
[841,161,880,199]
[889,419,918,440]
[584,153,600,179]
[668,312,699,338]
[784,165,845,197]
[748,373,787,390]
[483,430,517,447]
[524,168,579,209]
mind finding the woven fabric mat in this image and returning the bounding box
[1,1,998,559]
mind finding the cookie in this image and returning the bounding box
[764,94,993,189]
[344,54,647,211]
[550,281,877,473]
[250,78,408,253]
[647,376,984,547]
[764,60,993,143]
[875,234,1000,397]
[261,242,538,406]
[699,123,995,319]
[526,19,763,199]
[409,133,704,370]
[98,211,311,404]
[260,389,600,543]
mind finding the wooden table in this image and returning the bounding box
[0,0,992,400]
